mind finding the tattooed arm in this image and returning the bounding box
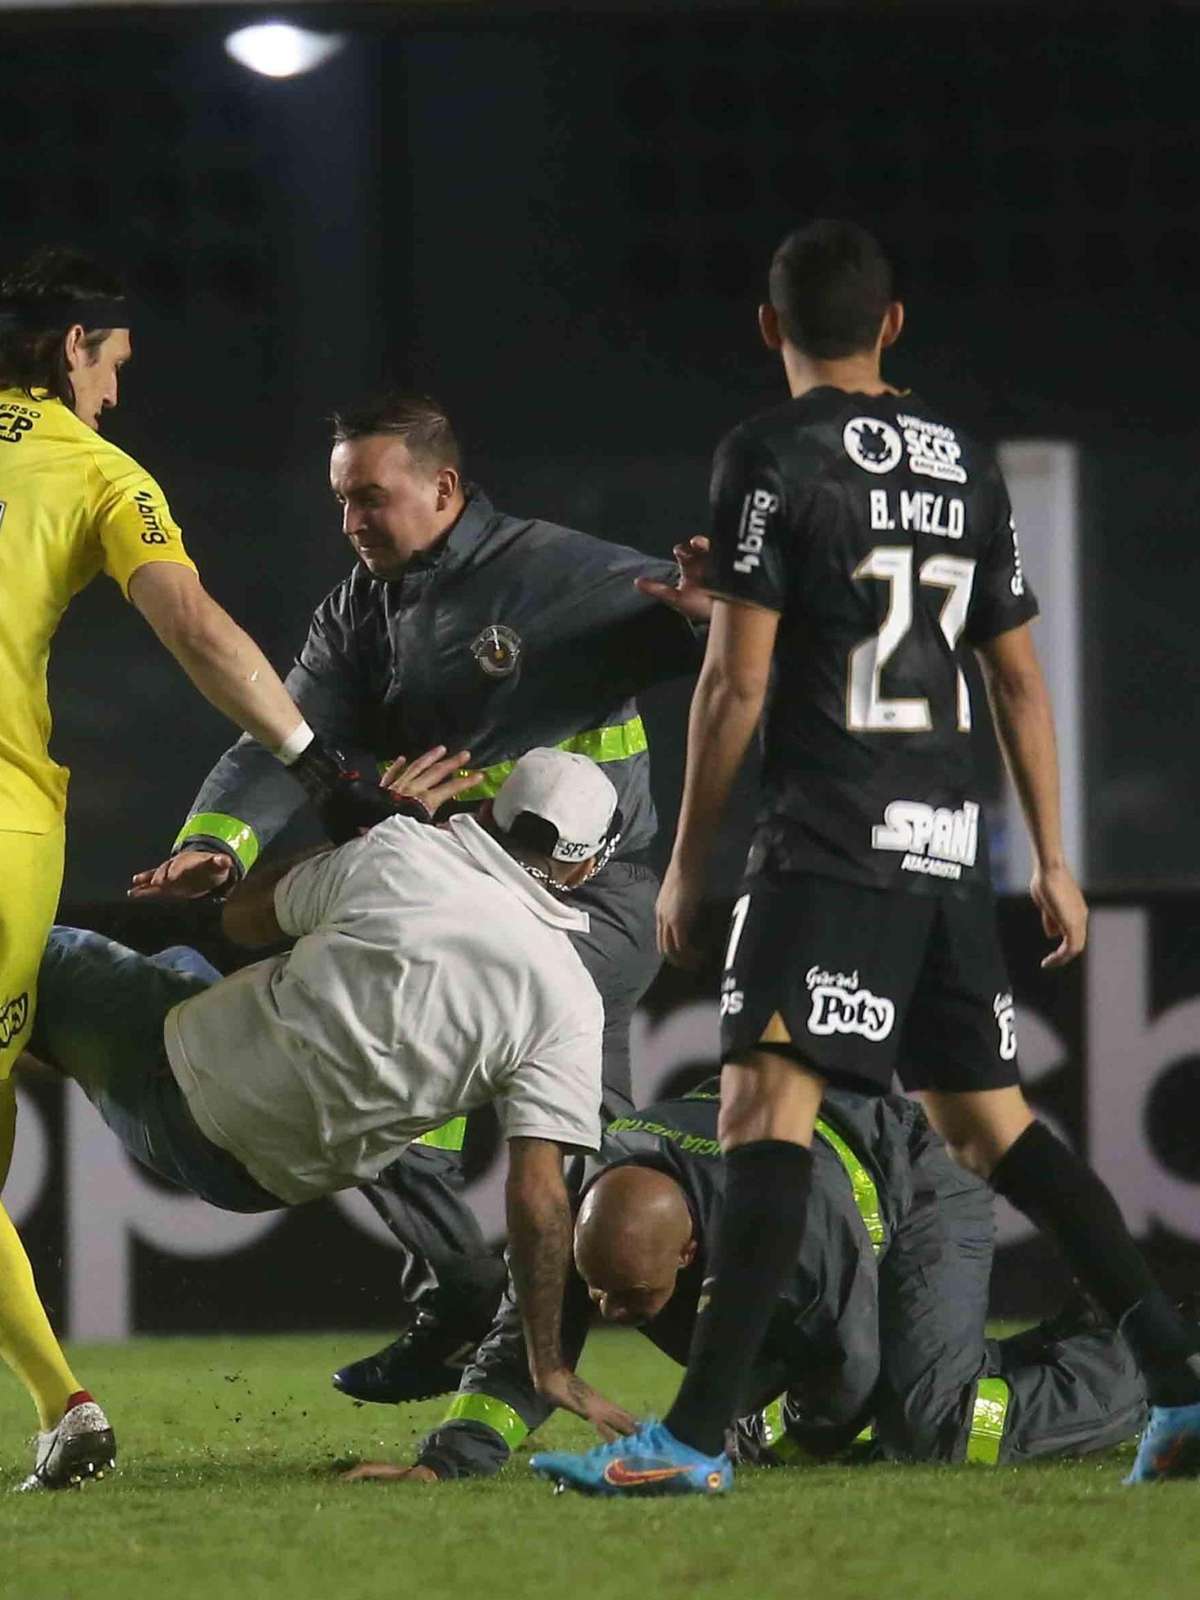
[505,1138,634,1440]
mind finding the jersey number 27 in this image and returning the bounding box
[847,547,976,734]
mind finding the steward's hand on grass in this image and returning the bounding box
[340,1461,440,1484]
[535,1368,636,1442]
[129,849,236,901]
[379,746,480,816]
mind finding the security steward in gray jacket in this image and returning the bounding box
[351,1085,1145,1483]
[129,392,711,1401]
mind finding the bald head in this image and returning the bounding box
[574,1165,696,1327]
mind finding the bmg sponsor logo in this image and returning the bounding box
[0,991,29,1049]
[134,490,169,545]
[805,966,895,1043]
[733,488,779,575]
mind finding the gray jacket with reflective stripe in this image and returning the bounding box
[417,1087,921,1479]
[176,489,702,870]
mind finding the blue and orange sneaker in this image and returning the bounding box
[529,1418,732,1497]
[1125,1401,1200,1484]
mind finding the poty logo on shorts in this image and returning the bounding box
[0,991,29,1049]
[805,966,895,1042]
[843,418,903,475]
[733,487,779,574]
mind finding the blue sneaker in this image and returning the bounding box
[1125,1401,1200,1484]
[529,1418,732,1497]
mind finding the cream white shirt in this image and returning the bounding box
[164,815,603,1204]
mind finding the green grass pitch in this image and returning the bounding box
[1,1329,1196,1600]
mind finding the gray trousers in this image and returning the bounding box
[360,859,661,1332]
[868,1126,1146,1465]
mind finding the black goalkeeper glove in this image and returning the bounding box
[290,740,432,844]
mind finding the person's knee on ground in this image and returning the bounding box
[917,1086,1034,1180]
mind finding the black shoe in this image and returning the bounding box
[332,1315,479,1405]
[998,1282,1110,1368]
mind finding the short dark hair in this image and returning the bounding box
[330,393,462,474]
[768,220,895,360]
[0,246,126,407]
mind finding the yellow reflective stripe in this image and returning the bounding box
[442,1392,529,1450]
[814,1118,885,1255]
[756,1394,873,1463]
[760,1396,786,1448]
[173,812,260,873]
[966,1377,1010,1464]
[452,715,648,801]
[415,1117,467,1152]
[753,1396,813,1464]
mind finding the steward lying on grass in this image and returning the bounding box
[348,1085,1147,1483]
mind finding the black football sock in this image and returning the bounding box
[664,1140,814,1458]
[990,1121,1200,1406]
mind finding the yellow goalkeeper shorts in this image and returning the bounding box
[0,825,65,1078]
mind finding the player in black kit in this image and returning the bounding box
[537,220,1200,1496]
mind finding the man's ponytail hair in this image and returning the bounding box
[0,246,126,407]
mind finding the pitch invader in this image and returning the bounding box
[542,219,1200,1496]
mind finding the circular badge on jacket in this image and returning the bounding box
[471,624,523,678]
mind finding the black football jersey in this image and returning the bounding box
[707,386,1038,895]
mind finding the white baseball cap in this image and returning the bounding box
[492,748,620,864]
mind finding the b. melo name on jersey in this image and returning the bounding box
[869,488,964,539]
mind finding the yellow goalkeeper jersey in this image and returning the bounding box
[0,387,196,831]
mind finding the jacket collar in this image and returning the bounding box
[439,486,495,569]
[364,487,496,591]
[445,814,590,934]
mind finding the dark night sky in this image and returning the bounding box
[2,3,1198,894]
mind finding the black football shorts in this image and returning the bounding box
[718,871,1021,1095]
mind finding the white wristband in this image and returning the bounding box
[274,720,316,766]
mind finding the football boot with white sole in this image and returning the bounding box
[17,1394,116,1492]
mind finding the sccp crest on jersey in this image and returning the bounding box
[471,623,523,678]
[843,418,904,475]
[896,413,967,485]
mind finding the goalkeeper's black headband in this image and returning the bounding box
[0,297,131,335]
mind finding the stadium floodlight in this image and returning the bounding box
[224,22,345,79]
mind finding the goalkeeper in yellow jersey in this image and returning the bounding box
[0,247,407,1490]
